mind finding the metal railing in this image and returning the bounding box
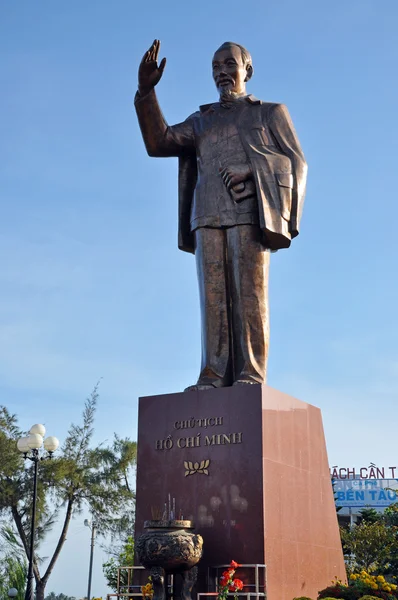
[106,563,266,600]
[205,564,267,600]
[106,566,173,600]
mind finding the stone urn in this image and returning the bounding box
[136,520,203,600]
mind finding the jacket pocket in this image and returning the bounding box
[251,126,270,146]
[276,173,293,219]
[276,173,293,188]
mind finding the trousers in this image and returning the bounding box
[194,225,270,387]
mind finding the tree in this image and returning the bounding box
[340,520,396,573]
[331,478,343,513]
[103,536,135,591]
[380,502,398,578]
[339,503,398,580]
[0,387,136,600]
[384,502,398,527]
[0,555,27,600]
[357,507,380,525]
[44,593,76,600]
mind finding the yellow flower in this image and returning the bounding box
[141,583,154,598]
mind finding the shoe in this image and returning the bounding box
[184,383,217,392]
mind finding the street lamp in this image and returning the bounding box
[84,518,97,600]
[17,424,59,600]
[8,589,18,599]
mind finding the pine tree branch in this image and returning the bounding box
[41,497,74,586]
[124,472,131,493]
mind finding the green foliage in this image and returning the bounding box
[384,503,398,525]
[359,596,389,600]
[102,536,135,591]
[338,504,398,580]
[357,508,381,525]
[357,596,396,600]
[102,557,120,593]
[0,554,27,600]
[317,584,361,599]
[0,386,136,600]
[0,408,24,511]
[331,479,343,513]
[293,596,314,600]
[318,576,398,600]
[340,521,396,573]
[377,503,398,578]
[44,592,76,600]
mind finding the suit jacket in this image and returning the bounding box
[135,90,307,253]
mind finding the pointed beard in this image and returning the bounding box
[220,89,239,101]
[219,89,240,108]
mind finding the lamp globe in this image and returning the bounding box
[30,424,46,437]
[17,437,30,453]
[27,433,43,450]
[43,436,59,453]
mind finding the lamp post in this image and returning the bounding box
[84,518,97,600]
[17,424,59,600]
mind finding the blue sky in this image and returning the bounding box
[1,0,398,596]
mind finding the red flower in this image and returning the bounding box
[232,579,243,591]
[218,561,242,600]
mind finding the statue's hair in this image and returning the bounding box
[214,42,252,67]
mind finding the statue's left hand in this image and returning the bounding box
[220,164,252,190]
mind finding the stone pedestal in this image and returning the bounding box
[135,384,346,600]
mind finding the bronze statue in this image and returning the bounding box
[135,40,307,390]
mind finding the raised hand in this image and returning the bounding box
[138,39,167,96]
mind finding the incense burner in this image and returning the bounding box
[136,519,203,571]
[136,520,203,600]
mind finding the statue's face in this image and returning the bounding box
[212,45,248,95]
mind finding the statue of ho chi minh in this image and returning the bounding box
[135,39,307,391]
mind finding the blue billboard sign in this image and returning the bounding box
[333,478,398,508]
